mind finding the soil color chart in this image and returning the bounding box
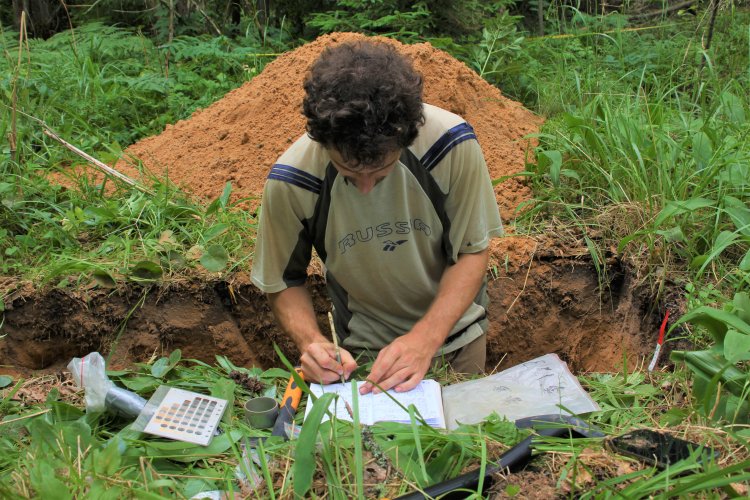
[142,387,227,445]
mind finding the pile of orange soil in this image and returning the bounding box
[118,32,542,220]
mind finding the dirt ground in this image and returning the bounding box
[3,33,658,375]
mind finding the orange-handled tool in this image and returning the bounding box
[271,367,304,440]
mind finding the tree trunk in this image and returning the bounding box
[12,0,63,38]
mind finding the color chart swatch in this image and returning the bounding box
[143,387,227,445]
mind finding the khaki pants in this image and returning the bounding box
[434,333,486,375]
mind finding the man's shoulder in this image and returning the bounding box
[266,134,330,196]
[410,104,477,170]
[275,134,329,173]
[422,103,467,131]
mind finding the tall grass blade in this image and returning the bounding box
[351,383,364,499]
[293,392,335,498]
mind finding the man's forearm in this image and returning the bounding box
[412,249,490,351]
[267,286,327,351]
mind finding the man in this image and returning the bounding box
[251,40,503,395]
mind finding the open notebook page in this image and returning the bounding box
[304,379,445,428]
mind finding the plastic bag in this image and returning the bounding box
[67,352,146,417]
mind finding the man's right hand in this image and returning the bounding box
[300,341,358,385]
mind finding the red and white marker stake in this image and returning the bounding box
[648,310,670,372]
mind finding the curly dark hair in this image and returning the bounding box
[302,41,425,170]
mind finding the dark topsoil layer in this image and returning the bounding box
[2,246,660,377]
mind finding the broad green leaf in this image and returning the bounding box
[129,260,163,281]
[0,375,12,388]
[690,254,708,269]
[740,248,750,272]
[724,330,750,363]
[219,182,232,207]
[692,131,712,170]
[151,349,182,378]
[655,226,685,243]
[46,400,85,422]
[91,438,123,476]
[215,355,239,373]
[654,198,715,226]
[29,461,72,500]
[92,269,117,288]
[119,375,161,392]
[261,367,290,381]
[539,150,563,187]
[202,223,229,242]
[671,349,748,397]
[561,169,581,182]
[724,196,750,237]
[293,392,336,498]
[673,306,750,343]
[143,429,244,462]
[697,231,739,275]
[161,250,186,269]
[658,407,687,426]
[199,244,228,272]
[210,377,235,424]
[84,206,117,225]
[150,359,169,378]
[425,441,460,480]
[87,479,123,500]
[183,479,218,499]
[734,292,750,325]
[168,349,182,366]
[720,162,750,188]
[720,90,746,124]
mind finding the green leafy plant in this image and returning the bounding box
[468,13,524,81]
[670,292,750,424]
[306,0,432,40]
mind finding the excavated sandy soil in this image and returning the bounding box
[116,32,541,221]
[3,33,658,375]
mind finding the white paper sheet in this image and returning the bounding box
[304,379,445,428]
[441,353,599,430]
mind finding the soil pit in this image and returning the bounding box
[1,247,656,377]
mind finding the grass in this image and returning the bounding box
[513,10,750,296]
[1,354,749,498]
[0,21,285,285]
[0,167,258,284]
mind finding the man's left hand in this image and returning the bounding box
[359,328,440,395]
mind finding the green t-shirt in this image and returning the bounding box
[251,104,503,357]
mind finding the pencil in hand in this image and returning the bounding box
[327,311,346,384]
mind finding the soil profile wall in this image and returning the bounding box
[1,256,654,377]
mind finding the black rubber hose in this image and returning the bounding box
[394,426,570,500]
